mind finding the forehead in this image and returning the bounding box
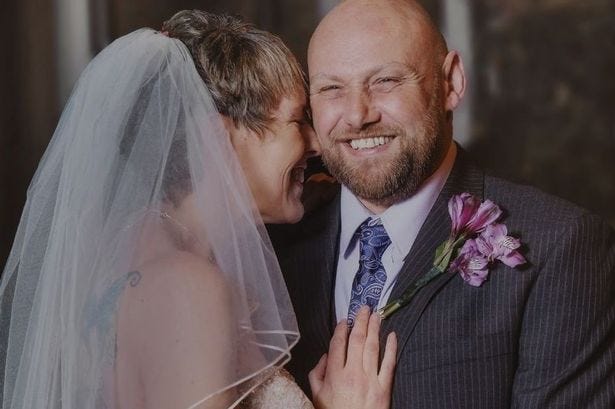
[308,4,432,79]
[273,92,307,117]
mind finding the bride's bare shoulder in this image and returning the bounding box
[115,252,237,408]
[120,251,231,324]
[134,251,225,292]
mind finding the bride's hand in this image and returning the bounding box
[302,173,338,214]
[309,306,397,409]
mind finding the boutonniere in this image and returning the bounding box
[378,192,527,319]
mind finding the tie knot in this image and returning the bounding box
[358,218,391,256]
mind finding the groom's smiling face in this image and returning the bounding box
[308,0,451,212]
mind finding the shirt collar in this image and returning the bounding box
[340,142,457,260]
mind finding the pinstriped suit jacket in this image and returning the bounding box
[269,149,615,408]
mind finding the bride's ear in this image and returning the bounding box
[221,116,238,146]
[222,115,258,150]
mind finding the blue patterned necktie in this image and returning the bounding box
[347,217,391,327]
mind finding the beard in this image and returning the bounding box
[321,92,449,208]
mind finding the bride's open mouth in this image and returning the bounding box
[290,165,306,185]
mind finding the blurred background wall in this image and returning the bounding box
[1,0,614,267]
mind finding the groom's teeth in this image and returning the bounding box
[349,136,392,150]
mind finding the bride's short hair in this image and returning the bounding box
[162,10,306,134]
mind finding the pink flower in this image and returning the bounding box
[448,193,480,236]
[450,239,490,287]
[448,194,502,236]
[465,199,502,234]
[476,223,526,268]
[379,193,528,319]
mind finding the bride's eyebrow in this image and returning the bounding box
[288,105,303,118]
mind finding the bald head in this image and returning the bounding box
[309,0,448,78]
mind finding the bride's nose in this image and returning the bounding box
[303,125,321,158]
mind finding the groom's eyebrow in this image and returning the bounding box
[310,62,420,84]
[309,72,340,83]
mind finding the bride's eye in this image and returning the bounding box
[290,115,309,127]
[304,108,313,126]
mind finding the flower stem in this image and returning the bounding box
[378,265,445,319]
[378,235,467,320]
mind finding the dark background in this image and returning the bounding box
[1,0,614,268]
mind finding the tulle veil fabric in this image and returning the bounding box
[0,29,299,408]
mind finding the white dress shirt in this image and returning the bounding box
[334,142,457,322]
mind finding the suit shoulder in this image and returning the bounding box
[484,174,591,228]
[484,174,615,264]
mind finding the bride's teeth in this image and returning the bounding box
[349,136,392,150]
[292,167,305,183]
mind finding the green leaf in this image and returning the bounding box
[434,241,448,265]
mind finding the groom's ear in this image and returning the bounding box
[442,50,466,112]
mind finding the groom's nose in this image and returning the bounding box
[343,87,381,131]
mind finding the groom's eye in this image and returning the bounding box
[321,85,340,91]
[312,84,341,93]
[314,84,344,99]
[376,77,398,83]
[371,76,404,92]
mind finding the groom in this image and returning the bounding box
[270,0,615,408]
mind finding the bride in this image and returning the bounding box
[0,10,396,409]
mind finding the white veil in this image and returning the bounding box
[0,29,298,408]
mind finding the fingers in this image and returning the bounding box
[302,174,338,213]
[327,319,349,371]
[378,332,398,389]
[346,306,370,369]
[306,172,336,183]
[362,312,382,375]
[309,353,327,396]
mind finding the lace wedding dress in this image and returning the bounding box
[241,369,313,409]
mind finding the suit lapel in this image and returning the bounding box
[318,193,341,336]
[380,148,485,355]
[298,192,341,351]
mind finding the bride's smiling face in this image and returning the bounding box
[229,93,320,224]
